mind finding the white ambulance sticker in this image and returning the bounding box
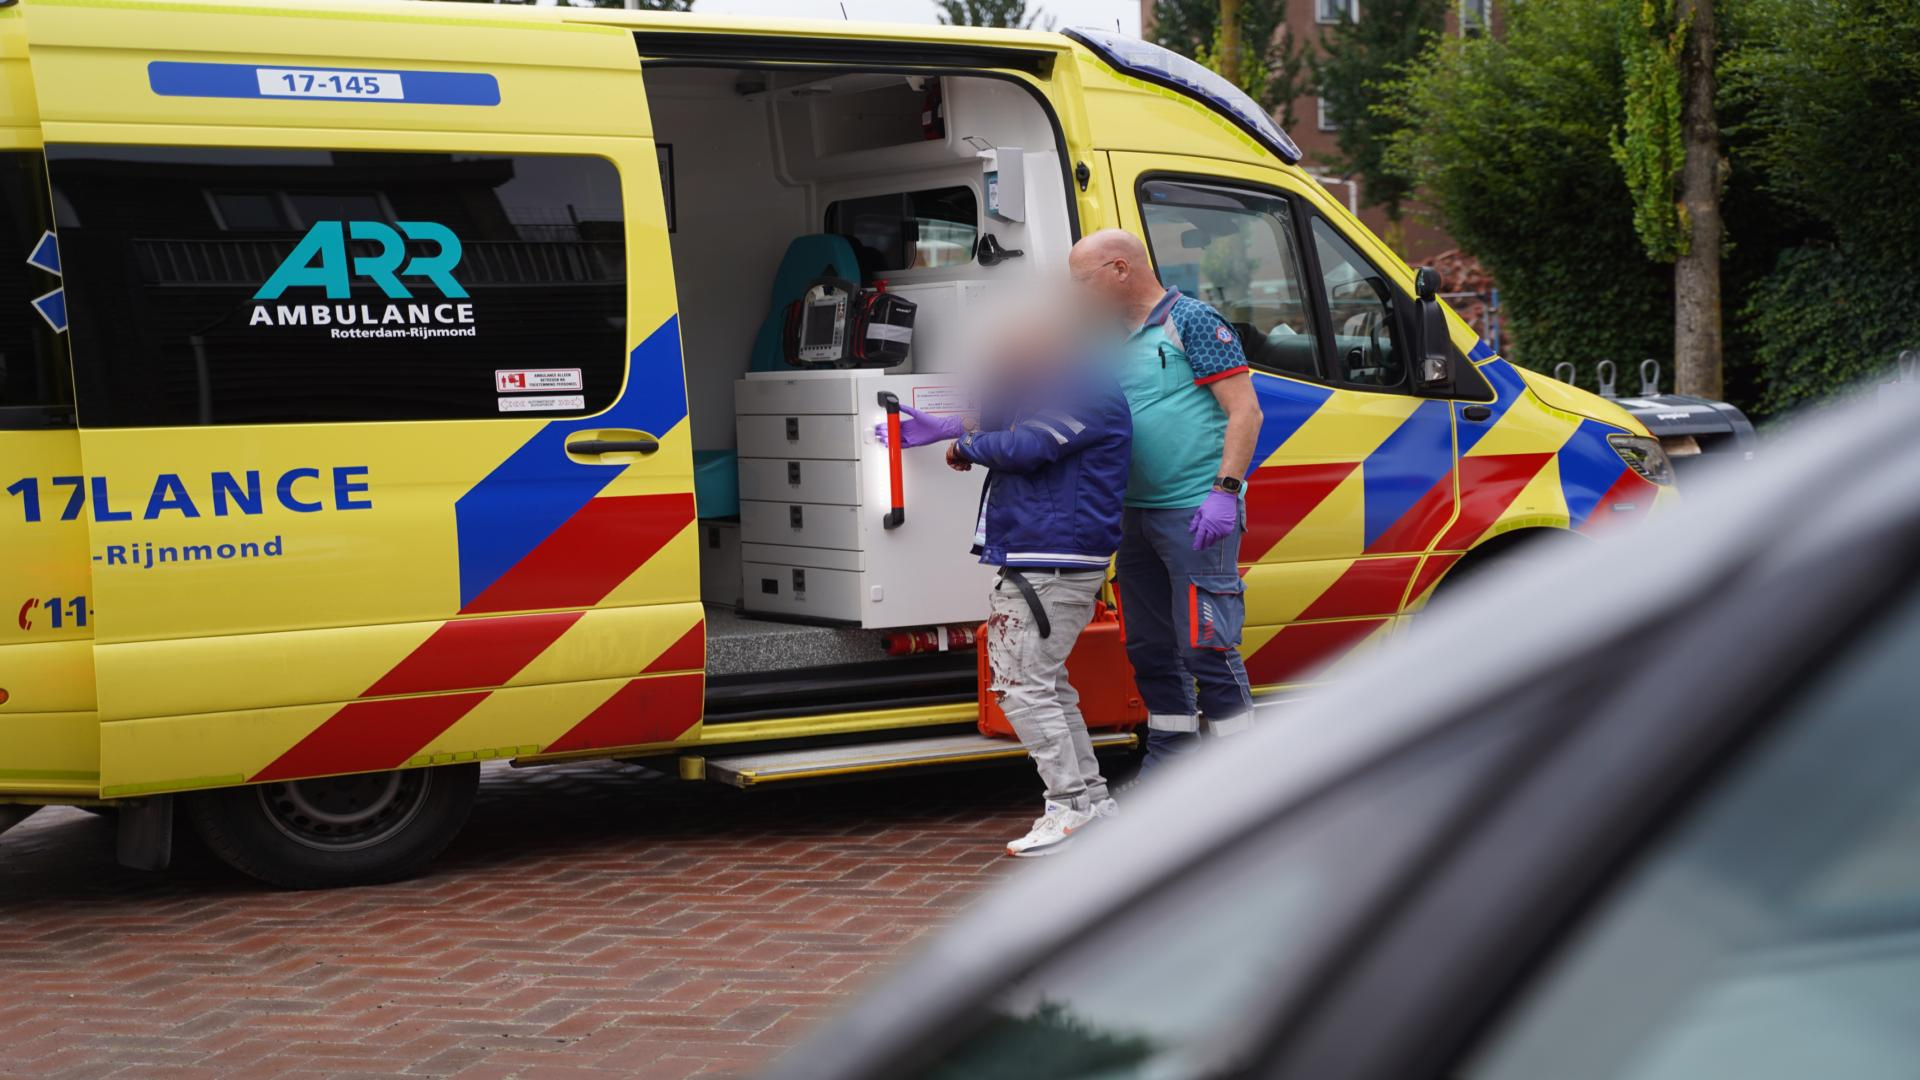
[497,394,585,413]
[496,368,583,392]
[911,385,976,415]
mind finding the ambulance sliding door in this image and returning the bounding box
[1110,152,1458,690]
[0,10,97,798]
[23,0,704,798]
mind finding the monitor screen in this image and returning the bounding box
[802,299,840,350]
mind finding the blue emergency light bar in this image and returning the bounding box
[1064,28,1303,166]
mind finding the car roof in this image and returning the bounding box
[764,385,1920,1080]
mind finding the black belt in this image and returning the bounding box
[998,568,1052,639]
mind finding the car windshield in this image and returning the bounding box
[899,720,1518,1080]
[1463,583,1920,1080]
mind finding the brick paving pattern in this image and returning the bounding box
[0,761,1044,1079]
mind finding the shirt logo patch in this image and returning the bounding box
[1215,324,1235,344]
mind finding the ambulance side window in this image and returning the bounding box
[1138,179,1320,381]
[0,151,75,428]
[47,147,627,427]
[1310,217,1407,392]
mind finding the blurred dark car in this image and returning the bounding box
[760,390,1920,1080]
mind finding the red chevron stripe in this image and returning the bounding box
[364,611,585,697]
[1407,552,1463,605]
[1436,453,1555,550]
[645,621,707,674]
[1365,470,1456,555]
[542,672,705,756]
[252,692,489,783]
[462,491,696,615]
[1242,462,1358,562]
[1578,469,1659,534]
[1243,618,1388,685]
[1297,557,1422,621]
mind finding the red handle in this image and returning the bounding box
[880,392,905,529]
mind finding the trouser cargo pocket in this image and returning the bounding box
[1187,573,1246,651]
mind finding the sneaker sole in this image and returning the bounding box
[1006,839,1072,858]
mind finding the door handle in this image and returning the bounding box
[1461,405,1493,422]
[566,433,659,456]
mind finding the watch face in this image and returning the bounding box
[1217,476,1243,493]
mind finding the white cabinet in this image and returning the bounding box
[733,371,995,628]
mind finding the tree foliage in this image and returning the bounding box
[1311,0,1449,222]
[1612,0,1690,261]
[1149,0,1311,129]
[1387,0,1670,383]
[935,0,1053,30]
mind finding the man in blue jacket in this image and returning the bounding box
[884,335,1132,857]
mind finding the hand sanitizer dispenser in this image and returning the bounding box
[968,139,1026,223]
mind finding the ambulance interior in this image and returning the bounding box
[645,66,1077,718]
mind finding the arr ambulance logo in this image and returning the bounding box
[248,220,479,340]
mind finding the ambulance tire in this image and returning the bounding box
[186,764,479,890]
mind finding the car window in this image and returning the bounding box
[0,150,74,428]
[1140,180,1320,380]
[1463,585,1920,1080]
[901,721,1518,1080]
[1310,217,1405,391]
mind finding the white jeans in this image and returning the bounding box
[986,568,1109,809]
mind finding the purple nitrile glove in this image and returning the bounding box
[875,404,966,448]
[1189,489,1240,551]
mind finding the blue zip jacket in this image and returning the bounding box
[954,368,1133,570]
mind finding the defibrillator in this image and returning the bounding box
[782,272,918,369]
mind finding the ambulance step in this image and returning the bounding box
[701,731,1138,788]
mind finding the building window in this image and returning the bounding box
[1317,98,1340,132]
[1317,0,1358,23]
[48,146,628,427]
[1460,0,1490,35]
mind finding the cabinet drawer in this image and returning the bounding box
[735,376,862,416]
[741,562,863,623]
[737,457,862,505]
[737,413,861,460]
[740,499,863,550]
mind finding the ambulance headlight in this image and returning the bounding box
[1608,434,1676,486]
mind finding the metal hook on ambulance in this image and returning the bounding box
[1552,362,1576,385]
[1639,359,1662,397]
[1596,360,1618,399]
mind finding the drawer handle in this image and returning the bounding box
[789,505,804,529]
[785,417,800,441]
[787,461,802,486]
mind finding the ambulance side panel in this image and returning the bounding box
[22,0,704,797]
[0,7,97,797]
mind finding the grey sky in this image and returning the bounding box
[687,0,1140,35]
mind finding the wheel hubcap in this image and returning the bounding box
[258,770,431,852]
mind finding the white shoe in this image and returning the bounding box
[1073,798,1119,831]
[1006,801,1093,858]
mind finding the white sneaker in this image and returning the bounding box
[1006,801,1093,858]
[1070,798,1119,833]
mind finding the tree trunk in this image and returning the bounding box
[1673,0,1722,399]
[1219,0,1243,85]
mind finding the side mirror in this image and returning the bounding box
[1412,267,1452,389]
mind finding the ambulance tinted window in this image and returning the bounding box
[0,151,75,428]
[1140,179,1320,380]
[47,147,627,427]
[825,186,977,275]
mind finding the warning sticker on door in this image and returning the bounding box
[498,394,585,413]
[497,368,583,392]
[911,385,975,415]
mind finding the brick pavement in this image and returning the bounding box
[0,760,1047,1080]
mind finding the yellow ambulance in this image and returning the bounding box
[0,0,1674,886]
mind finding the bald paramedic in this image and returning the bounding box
[1070,229,1264,773]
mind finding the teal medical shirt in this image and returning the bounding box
[1118,288,1250,509]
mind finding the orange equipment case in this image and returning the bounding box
[976,600,1148,738]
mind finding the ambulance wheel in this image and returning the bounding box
[186,764,478,889]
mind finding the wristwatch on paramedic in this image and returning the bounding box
[1213,476,1244,495]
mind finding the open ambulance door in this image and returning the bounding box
[21,0,703,839]
[0,7,97,801]
[1109,151,1459,691]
